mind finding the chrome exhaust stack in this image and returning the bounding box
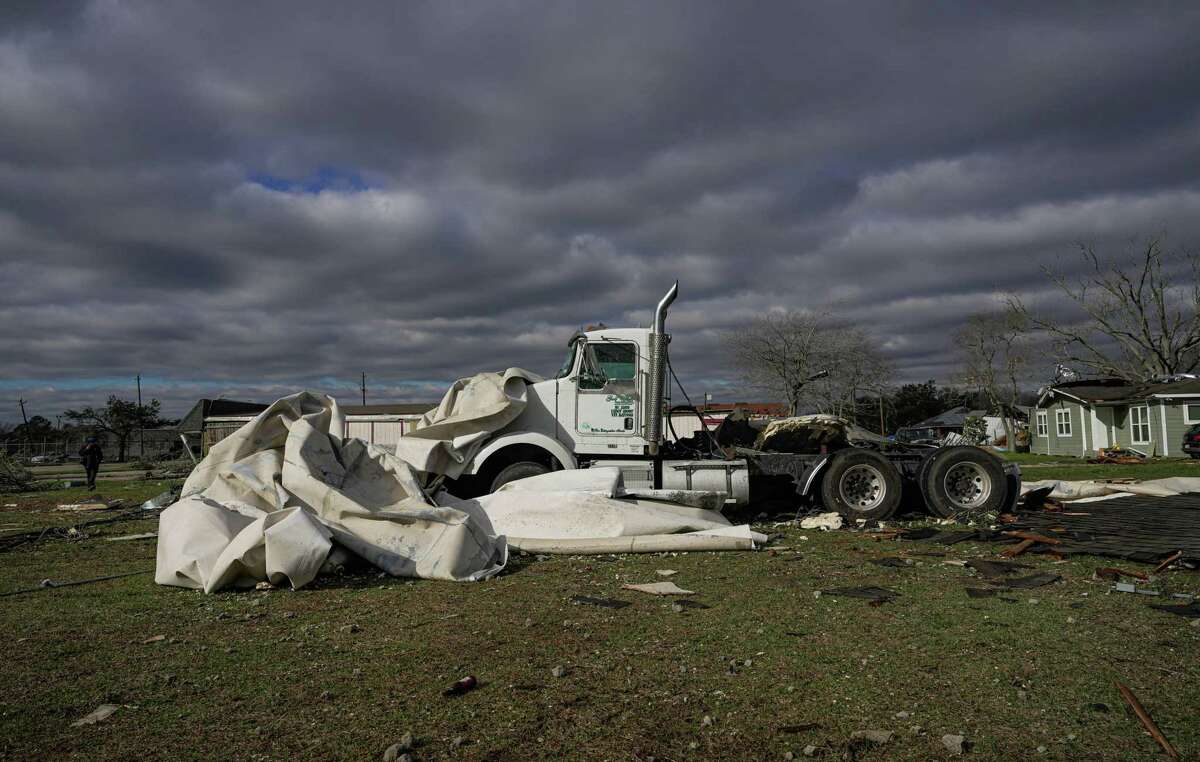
[646,281,678,455]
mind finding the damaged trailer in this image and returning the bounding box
[695,413,1022,522]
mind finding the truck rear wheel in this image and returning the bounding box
[819,450,902,521]
[489,461,550,493]
[920,446,1004,520]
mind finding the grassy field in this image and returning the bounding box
[997,451,1200,483]
[2,473,1199,761]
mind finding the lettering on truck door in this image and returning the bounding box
[576,342,639,437]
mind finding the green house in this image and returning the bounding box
[1032,377,1200,457]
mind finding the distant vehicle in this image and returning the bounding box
[1183,423,1200,459]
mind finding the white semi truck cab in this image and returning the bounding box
[457,283,752,503]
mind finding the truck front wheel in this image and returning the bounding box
[489,461,550,493]
[819,450,902,521]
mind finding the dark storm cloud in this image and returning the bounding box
[3,1,1200,420]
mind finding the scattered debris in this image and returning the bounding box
[1115,681,1179,761]
[622,581,695,596]
[868,557,913,568]
[965,588,997,598]
[443,675,478,697]
[850,729,893,744]
[1093,567,1148,582]
[1147,601,1200,618]
[1112,583,1195,601]
[799,512,843,531]
[1153,551,1183,574]
[551,665,567,678]
[965,559,1032,578]
[672,599,710,612]
[779,723,821,733]
[140,634,166,644]
[656,569,678,577]
[992,573,1061,590]
[382,732,416,761]
[56,499,124,512]
[1000,539,1036,558]
[569,594,630,609]
[140,488,181,511]
[942,734,967,756]
[71,703,121,727]
[820,586,899,603]
[0,569,153,598]
[106,532,157,542]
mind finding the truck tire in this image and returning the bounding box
[920,446,1005,520]
[819,450,902,521]
[489,461,550,493]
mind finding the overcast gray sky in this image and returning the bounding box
[4,1,1200,420]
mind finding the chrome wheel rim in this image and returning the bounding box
[943,462,991,508]
[839,464,886,511]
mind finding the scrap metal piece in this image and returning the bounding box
[1115,681,1180,761]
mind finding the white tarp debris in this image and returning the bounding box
[156,384,765,593]
[394,368,541,478]
[71,704,121,727]
[155,392,507,592]
[622,581,696,595]
[1021,477,1200,501]
[440,468,767,554]
[799,511,844,531]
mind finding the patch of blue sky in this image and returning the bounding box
[250,166,369,194]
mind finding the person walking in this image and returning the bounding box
[79,436,104,491]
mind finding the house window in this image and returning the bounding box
[1036,411,1048,437]
[1130,405,1151,445]
[1055,408,1072,437]
[1185,404,1200,424]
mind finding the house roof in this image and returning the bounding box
[914,405,972,428]
[1042,376,1200,405]
[178,398,269,432]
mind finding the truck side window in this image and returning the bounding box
[580,342,636,389]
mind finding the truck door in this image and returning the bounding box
[576,341,640,439]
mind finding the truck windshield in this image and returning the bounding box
[555,341,578,379]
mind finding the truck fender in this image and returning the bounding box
[465,432,577,476]
[798,455,830,497]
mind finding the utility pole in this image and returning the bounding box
[361,372,367,406]
[18,398,28,426]
[137,374,144,460]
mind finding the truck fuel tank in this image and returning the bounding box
[662,459,750,506]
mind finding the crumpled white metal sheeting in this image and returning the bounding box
[1020,476,1200,501]
[440,468,768,553]
[156,382,765,594]
[155,392,507,593]
[393,368,541,478]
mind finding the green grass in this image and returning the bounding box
[2,479,1198,760]
[995,451,1200,483]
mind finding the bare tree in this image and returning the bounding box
[955,310,1029,447]
[1011,238,1200,381]
[727,310,891,416]
[808,326,893,418]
